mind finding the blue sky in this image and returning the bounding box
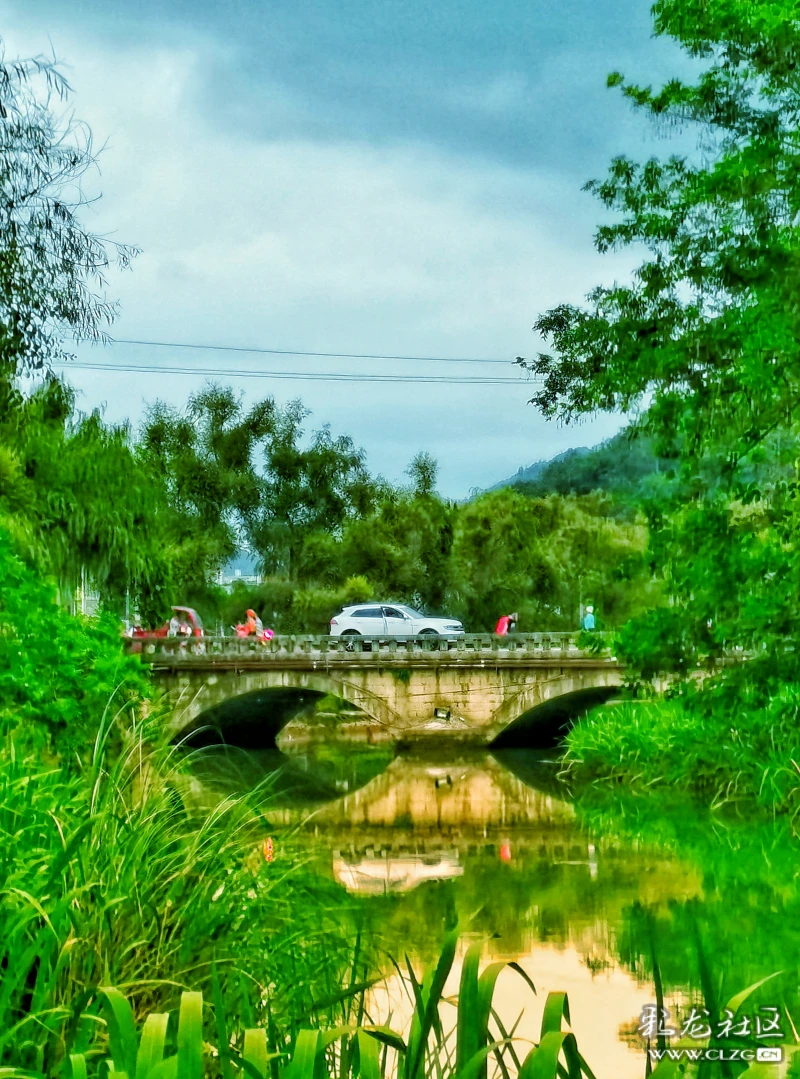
[7,0,687,495]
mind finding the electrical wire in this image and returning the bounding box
[55,359,542,386]
[110,337,520,365]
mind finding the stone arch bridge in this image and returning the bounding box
[136,632,625,745]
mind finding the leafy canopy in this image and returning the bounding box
[520,0,800,682]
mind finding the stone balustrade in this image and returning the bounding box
[129,631,612,666]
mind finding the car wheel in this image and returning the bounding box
[419,628,439,635]
[341,629,361,635]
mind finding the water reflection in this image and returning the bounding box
[186,742,800,1078]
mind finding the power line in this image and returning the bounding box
[57,359,542,386]
[110,337,520,366]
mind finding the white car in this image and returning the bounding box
[329,604,464,637]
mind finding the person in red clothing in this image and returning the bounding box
[495,611,518,635]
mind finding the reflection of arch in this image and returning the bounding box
[485,670,624,744]
[166,669,403,743]
[291,751,575,835]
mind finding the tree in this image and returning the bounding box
[406,452,438,496]
[0,369,168,616]
[245,400,375,578]
[138,385,272,613]
[0,48,136,378]
[447,489,556,630]
[339,459,455,611]
[519,0,800,683]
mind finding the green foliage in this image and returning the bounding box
[0,933,608,1079]
[447,490,656,631]
[0,527,149,754]
[513,0,800,799]
[339,486,455,613]
[566,696,800,813]
[138,386,274,609]
[448,489,554,629]
[0,712,370,1076]
[222,575,373,634]
[0,48,137,378]
[0,373,169,616]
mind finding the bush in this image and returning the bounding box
[0,528,149,755]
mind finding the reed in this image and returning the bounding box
[3,932,779,1079]
[563,698,800,815]
[0,707,367,1076]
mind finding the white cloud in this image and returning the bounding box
[3,15,634,495]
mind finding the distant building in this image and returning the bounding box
[218,567,262,589]
[218,551,261,590]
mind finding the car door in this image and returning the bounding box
[352,606,384,635]
[382,606,409,635]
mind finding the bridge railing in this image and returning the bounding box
[128,631,614,662]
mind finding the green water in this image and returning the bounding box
[187,742,800,1076]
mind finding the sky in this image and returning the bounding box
[6,0,688,496]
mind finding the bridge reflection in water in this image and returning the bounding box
[187,744,699,911]
[185,744,703,1079]
[290,753,585,895]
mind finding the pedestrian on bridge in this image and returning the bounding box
[582,605,596,631]
[495,612,518,636]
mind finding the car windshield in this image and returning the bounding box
[397,605,424,618]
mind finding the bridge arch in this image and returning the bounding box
[162,668,403,743]
[485,668,624,745]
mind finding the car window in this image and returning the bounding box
[398,605,423,618]
[382,607,405,619]
[351,607,383,618]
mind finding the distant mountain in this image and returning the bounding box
[492,430,660,497]
[492,446,593,491]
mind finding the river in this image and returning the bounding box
[185,740,800,1077]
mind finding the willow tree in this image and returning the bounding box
[0,48,136,377]
[0,46,146,614]
[519,0,800,703]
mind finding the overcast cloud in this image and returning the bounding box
[4,0,687,495]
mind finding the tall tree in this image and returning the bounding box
[0,48,136,377]
[519,0,800,683]
[0,370,167,614]
[139,385,272,602]
[339,456,454,610]
[246,400,375,578]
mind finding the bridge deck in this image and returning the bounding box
[132,632,618,671]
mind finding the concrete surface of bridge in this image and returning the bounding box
[136,631,624,744]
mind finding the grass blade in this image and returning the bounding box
[284,1031,320,1079]
[726,971,784,1016]
[540,994,570,1039]
[98,987,139,1079]
[136,1014,169,1079]
[456,943,482,1072]
[520,1031,581,1079]
[361,1028,406,1056]
[356,1031,381,1079]
[405,928,458,1079]
[242,1030,269,1079]
[211,965,234,1079]
[69,1057,89,1079]
[176,992,203,1079]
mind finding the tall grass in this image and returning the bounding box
[0,708,369,1075]
[563,698,800,815]
[2,931,785,1079]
